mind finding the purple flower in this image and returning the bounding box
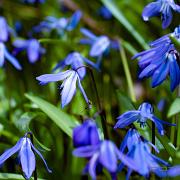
[52,52,98,79]
[114,102,175,135]
[13,38,45,63]
[0,42,22,70]
[73,119,100,148]
[73,140,137,179]
[166,165,180,177]
[0,134,51,179]
[118,128,170,179]
[23,0,46,3]
[132,26,180,91]
[142,0,180,29]
[34,11,82,34]
[36,70,91,108]
[98,6,112,19]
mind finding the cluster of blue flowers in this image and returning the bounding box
[0,0,179,179]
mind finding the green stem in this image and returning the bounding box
[170,117,176,144]
[119,44,136,103]
[176,85,180,147]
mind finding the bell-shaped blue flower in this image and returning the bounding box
[36,69,91,108]
[132,26,180,91]
[52,52,98,79]
[0,135,51,179]
[13,38,45,63]
[0,42,22,70]
[73,119,100,148]
[114,102,175,135]
[73,140,137,179]
[34,11,82,35]
[118,128,170,179]
[142,0,180,29]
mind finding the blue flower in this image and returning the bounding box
[0,17,9,42]
[166,165,180,177]
[132,26,180,91]
[80,28,111,58]
[0,42,22,70]
[34,11,82,35]
[13,38,45,63]
[0,134,51,179]
[73,119,100,148]
[36,70,91,108]
[142,0,180,29]
[114,102,175,135]
[23,0,46,4]
[52,52,98,79]
[98,6,112,19]
[118,128,170,179]
[73,140,137,179]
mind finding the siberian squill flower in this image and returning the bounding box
[98,6,112,19]
[114,102,175,135]
[118,128,170,179]
[73,140,137,179]
[0,133,51,179]
[0,42,22,70]
[52,52,98,79]
[142,0,180,29]
[132,26,180,91]
[36,69,91,108]
[0,17,9,42]
[13,38,45,63]
[34,11,82,35]
[23,0,46,3]
[73,119,100,148]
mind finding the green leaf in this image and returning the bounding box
[25,94,79,138]
[0,173,45,180]
[101,0,148,49]
[169,35,180,52]
[168,98,180,117]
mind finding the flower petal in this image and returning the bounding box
[0,17,9,42]
[0,43,5,67]
[89,152,99,179]
[80,28,97,40]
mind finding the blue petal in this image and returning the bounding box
[36,70,72,84]
[31,143,52,173]
[89,152,99,179]
[66,11,82,31]
[162,7,173,29]
[114,111,140,128]
[169,54,180,91]
[80,28,97,40]
[99,141,117,172]
[142,2,161,21]
[73,145,99,157]
[167,165,180,177]
[139,64,157,79]
[4,48,22,70]
[126,169,133,180]
[119,129,131,152]
[0,43,5,67]
[0,138,23,165]
[0,17,9,42]
[61,71,78,108]
[27,39,40,63]
[13,39,28,48]
[151,61,169,88]
[19,138,35,179]
[90,36,110,57]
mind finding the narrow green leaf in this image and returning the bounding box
[169,35,180,52]
[0,173,45,180]
[25,94,79,137]
[168,98,180,117]
[101,0,148,49]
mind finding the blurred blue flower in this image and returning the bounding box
[34,11,82,35]
[142,0,180,29]
[73,140,137,179]
[0,16,9,42]
[0,42,22,70]
[13,38,45,63]
[114,102,175,135]
[98,6,112,19]
[73,119,100,148]
[0,134,51,179]
[52,52,99,79]
[23,0,46,4]
[118,128,170,179]
[165,165,180,177]
[133,26,180,91]
[36,70,91,108]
